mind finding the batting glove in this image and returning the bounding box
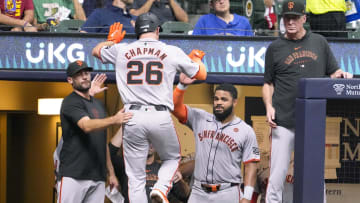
[107,22,126,44]
[188,49,205,61]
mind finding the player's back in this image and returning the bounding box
[114,38,198,110]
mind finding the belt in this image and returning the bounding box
[129,104,167,111]
[200,183,239,193]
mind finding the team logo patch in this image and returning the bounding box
[76,60,83,66]
[233,128,239,132]
[252,147,260,155]
[288,1,294,10]
[333,84,345,95]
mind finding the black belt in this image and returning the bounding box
[201,183,239,193]
[129,104,167,111]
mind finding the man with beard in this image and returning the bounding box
[172,74,260,203]
[58,60,133,203]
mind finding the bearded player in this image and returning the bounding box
[172,73,260,203]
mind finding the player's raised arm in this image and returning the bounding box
[188,49,207,80]
[172,73,196,123]
[92,22,126,61]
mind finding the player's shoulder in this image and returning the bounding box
[187,106,213,119]
[233,117,255,134]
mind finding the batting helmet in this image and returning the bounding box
[135,12,162,37]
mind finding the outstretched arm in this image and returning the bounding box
[172,73,196,123]
[92,22,126,60]
[188,49,207,80]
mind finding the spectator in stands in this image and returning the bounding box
[306,0,347,38]
[81,0,135,33]
[32,0,86,31]
[192,0,253,36]
[129,0,188,24]
[82,0,106,17]
[0,0,38,31]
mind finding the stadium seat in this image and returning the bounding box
[161,21,194,34]
[50,20,85,33]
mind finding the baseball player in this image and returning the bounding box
[92,13,207,203]
[172,74,260,203]
[263,1,352,203]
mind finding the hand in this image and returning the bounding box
[266,105,277,128]
[11,26,22,32]
[240,198,251,203]
[107,22,126,44]
[113,108,133,125]
[108,174,119,191]
[89,73,108,96]
[173,170,183,183]
[188,49,205,61]
[331,69,353,79]
[24,24,38,32]
[179,72,196,85]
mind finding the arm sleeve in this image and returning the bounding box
[263,44,275,84]
[100,44,123,64]
[173,87,188,124]
[242,127,261,164]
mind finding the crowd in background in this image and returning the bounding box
[0,0,355,38]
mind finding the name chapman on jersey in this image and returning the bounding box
[198,130,239,152]
[125,47,167,60]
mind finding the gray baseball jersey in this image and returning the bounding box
[100,38,199,110]
[186,106,260,184]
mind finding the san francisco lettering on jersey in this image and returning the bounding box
[125,47,168,60]
[197,130,239,152]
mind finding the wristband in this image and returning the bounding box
[177,83,188,90]
[243,186,254,200]
[23,21,29,27]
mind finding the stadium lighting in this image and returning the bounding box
[37,98,63,115]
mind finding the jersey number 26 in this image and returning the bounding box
[127,61,163,85]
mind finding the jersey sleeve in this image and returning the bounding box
[242,126,260,164]
[185,106,208,131]
[61,97,89,124]
[263,44,275,84]
[100,43,124,64]
[173,47,200,78]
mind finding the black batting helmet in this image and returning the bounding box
[135,12,162,37]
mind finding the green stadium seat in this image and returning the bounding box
[161,21,194,34]
[50,20,85,33]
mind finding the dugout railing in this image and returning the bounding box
[295,78,360,203]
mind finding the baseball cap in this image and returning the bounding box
[66,60,93,77]
[282,1,305,16]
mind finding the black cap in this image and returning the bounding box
[282,1,305,16]
[66,60,93,77]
